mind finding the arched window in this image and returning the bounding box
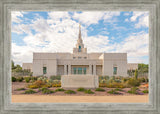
[79,46,81,52]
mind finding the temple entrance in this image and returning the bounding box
[72,65,88,75]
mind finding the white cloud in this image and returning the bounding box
[125,18,129,22]
[11,11,24,23]
[12,24,31,34]
[114,31,149,59]
[72,11,120,26]
[12,43,33,65]
[48,11,70,22]
[130,11,149,28]
[135,14,149,28]
[130,12,145,21]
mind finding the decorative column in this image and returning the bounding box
[64,65,67,75]
[93,64,96,75]
[89,64,92,75]
[68,64,71,75]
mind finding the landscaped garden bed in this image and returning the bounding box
[12,75,149,96]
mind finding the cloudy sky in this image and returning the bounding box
[11,11,149,65]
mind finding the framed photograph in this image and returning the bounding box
[0,0,160,114]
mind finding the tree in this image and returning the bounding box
[11,60,16,70]
[134,69,138,79]
[138,64,148,73]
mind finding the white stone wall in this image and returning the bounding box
[102,53,128,76]
[22,63,33,72]
[33,53,57,77]
[61,75,99,88]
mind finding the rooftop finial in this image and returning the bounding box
[78,23,81,40]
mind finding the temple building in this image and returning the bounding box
[23,24,131,77]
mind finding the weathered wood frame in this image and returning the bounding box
[0,0,159,114]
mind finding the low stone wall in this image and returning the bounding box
[61,75,99,88]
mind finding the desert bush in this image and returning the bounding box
[28,80,47,89]
[128,87,138,94]
[37,76,48,83]
[114,79,121,83]
[52,80,61,87]
[12,77,16,82]
[16,88,26,91]
[107,89,119,94]
[84,89,94,94]
[55,88,65,92]
[127,78,140,87]
[65,90,76,94]
[142,89,149,93]
[140,77,146,82]
[107,82,126,88]
[95,88,105,92]
[122,78,128,82]
[16,77,23,82]
[28,84,39,89]
[50,75,61,80]
[77,87,86,92]
[52,80,61,84]
[24,77,31,83]
[41,88,54,94]
[31,77,38,81]
[24,89,36,94]
[52,83,61,87]
[114,88,123,91]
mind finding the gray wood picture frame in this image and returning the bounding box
[0,0,159,114]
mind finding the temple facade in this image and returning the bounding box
[23,25,129,77]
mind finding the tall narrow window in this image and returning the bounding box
[43,67,47,74]
[73,68,77,74]
[79,46,81,52]
[113,67,117,75]
[83,67,86,74]
[78,67,82,74]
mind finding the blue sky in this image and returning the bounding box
[11,11,149,65]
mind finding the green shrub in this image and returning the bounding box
[84,89,94,94]
[95,88,105,91]
[16,88,26,91]
[77,88,86,92]
[108,89,119,94]
[12,77,16,82]
[114,88,123,91]
[31,77,38,81]
[134,69,138,79]
[28,84,39,89]
[127,78,140,87]
[24,77,31,83]
[24,89,36,94]
[65,90,76,94]
[142,89,149,93]
[16,77,23,82]
[55,88,65,92]
[42,88,54,94]
[27,79,50,89]
[140,78,146,82]
[128,87,138,94]
[29,72,33,76]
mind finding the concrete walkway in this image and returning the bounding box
[12,95,148,103]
